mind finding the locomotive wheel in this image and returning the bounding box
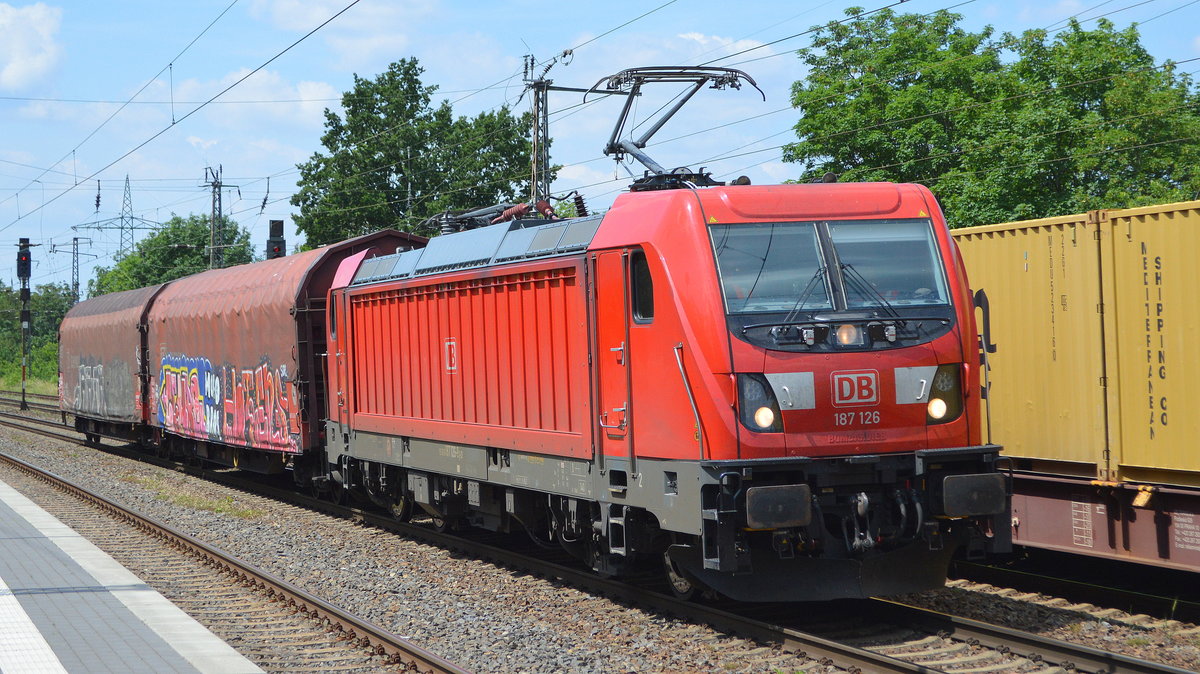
[663,550,697,601]
[390,493,413,522]
[306,479,323,500]
[326,479,348,505]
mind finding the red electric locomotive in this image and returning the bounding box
[321,180,1008,601]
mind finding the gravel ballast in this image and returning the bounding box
[0,431,820,673]
[4,427,1198,672]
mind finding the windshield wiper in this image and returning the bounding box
[840,263,901,319]
[779,266,828,325]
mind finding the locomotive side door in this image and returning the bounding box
[592,250,634,463]
[328,288,351,429]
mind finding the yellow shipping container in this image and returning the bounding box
[954,201,1200,488]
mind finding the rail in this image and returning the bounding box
[0,446,466,674]
[0,407,1192,673]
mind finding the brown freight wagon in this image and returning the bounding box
[953,200,1200,571]
[64,230,423,473]
[59,284,166,442]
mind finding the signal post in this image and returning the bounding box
[16,238,33,410]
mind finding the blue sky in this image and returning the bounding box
[1,0,1197,290]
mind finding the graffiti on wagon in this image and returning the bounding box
[74,358,135,417]
[156,353,299,452]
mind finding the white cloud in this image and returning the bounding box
[676,31,769,62]
[0,148,36,164]
[250,0,436,69]
[174,68,339,130]
[249,0,348,32]
[0,2,62,90]
[187,136,217,151]
[325,32,412,70]
[556,162,616,187]
[759,161,795,182]
[247,137,305,160]
[1194,34,1200,53]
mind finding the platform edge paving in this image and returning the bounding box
[0,478,264,674]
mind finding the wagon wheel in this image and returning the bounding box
[430,515,459,533]
[326,478,348,505]
[663,550,697,601]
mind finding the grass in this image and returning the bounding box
[121,472,265,520]
[0,376,58,397]
[1126,636,1152,647]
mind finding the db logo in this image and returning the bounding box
[832,370,878,407]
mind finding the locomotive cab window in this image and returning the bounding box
[630,250,654,322]
[711,222,832,314]
[329,296,337,340]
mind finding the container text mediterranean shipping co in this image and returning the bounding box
[59,182,1010,602]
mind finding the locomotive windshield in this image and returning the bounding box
[711,218,953,350]
[828,219,950,308]
[710,221,833,314]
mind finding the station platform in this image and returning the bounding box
[0,478,262,673]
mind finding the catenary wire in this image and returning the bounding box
[0,0,242,212]
[694,54,1200,168]
[0,0,363,234]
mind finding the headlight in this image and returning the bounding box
[836,323,863,346]
[753,406,776,429]
[737,374,783,433]
[927,398,948,419]
[926,364,963,425]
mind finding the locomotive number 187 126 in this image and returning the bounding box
[834,411,881,426]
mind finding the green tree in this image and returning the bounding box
[784,10,1200,227]
[0,282,73,383]
[89,213,254,296]
[784,9,1001,185]
[291,58,541,245]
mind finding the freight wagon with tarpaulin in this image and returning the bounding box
[60,230,424,473]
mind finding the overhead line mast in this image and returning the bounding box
[73,175,160,258]
[205,165,239,269]
[48,237,96,304]
[521,52,633,204]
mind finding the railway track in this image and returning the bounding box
[0,439,464,673]
[951,559,1200,625]
[0,388,58,401]
[0,391,62,415]
[0,407,1192,673]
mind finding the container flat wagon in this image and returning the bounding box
[953,200,1200,571]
